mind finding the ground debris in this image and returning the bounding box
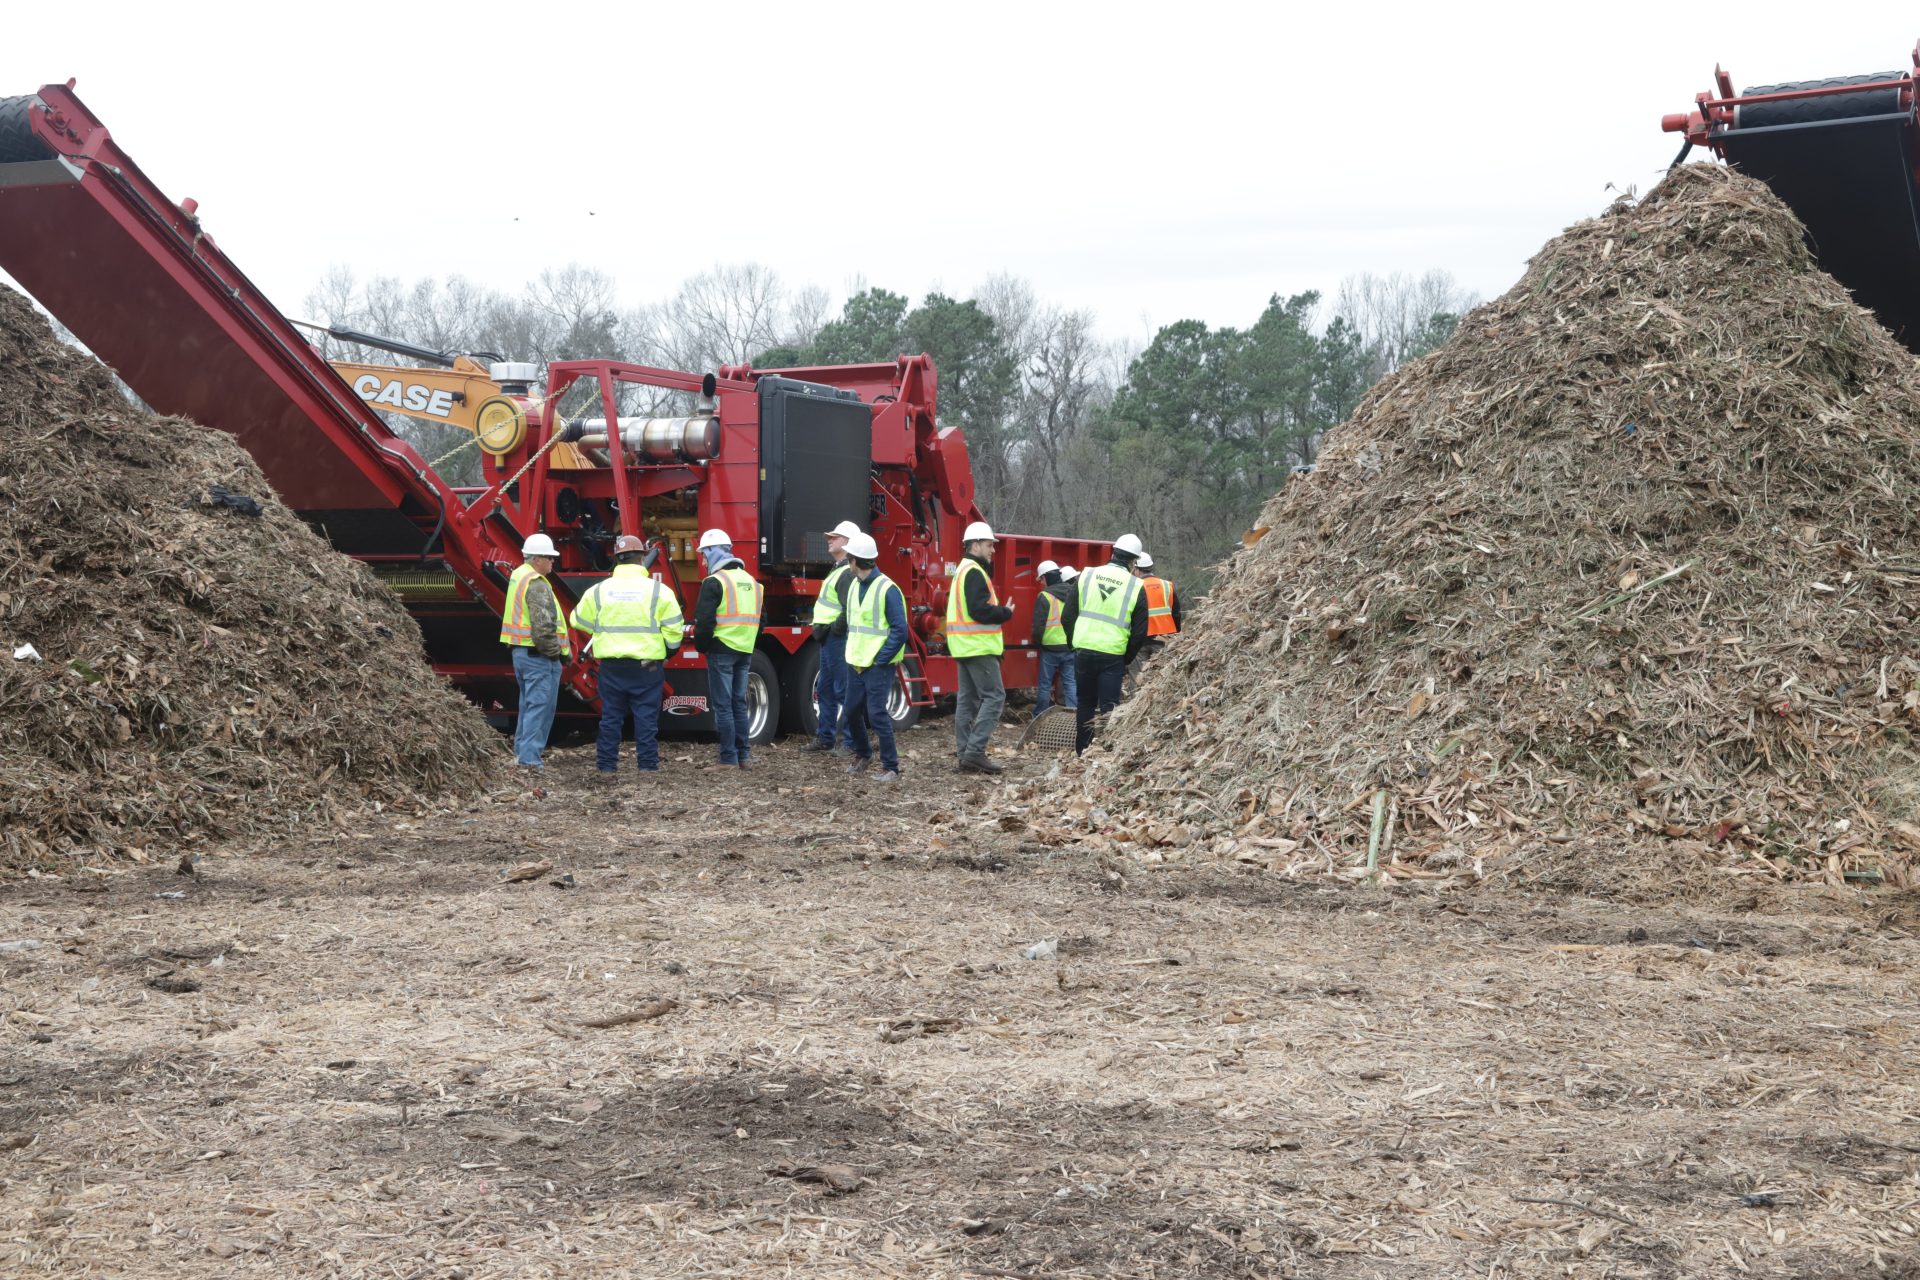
[880,1016,963,1043]
[768,1161,863,1193]
[578,997,679,1028]
[499,859,553,883]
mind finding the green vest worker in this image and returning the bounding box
[499,532,569,769]
[1062,532,1150,754]
[841,532,908,782]
[692,527,763,768]
[946,520,1014,774]
[573,534,684,776]
[1029,560,1077,715]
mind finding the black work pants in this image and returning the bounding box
[1074,651,1127,754]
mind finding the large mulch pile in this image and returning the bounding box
[1059,165,1920,893]
[0,286,498,866]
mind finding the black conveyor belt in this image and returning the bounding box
[1721,72,1920,347]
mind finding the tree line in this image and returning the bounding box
[305,264,1473,590]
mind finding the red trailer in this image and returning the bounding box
[0,81,1108,740]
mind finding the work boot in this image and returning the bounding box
[959,754,1004,776]
[847,757,871,775]
[798,739,831,753]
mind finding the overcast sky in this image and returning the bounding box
[5,2,1918,348]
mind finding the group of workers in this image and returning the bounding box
[498,517,1182,778]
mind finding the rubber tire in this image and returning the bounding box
[746,648,781,747]
[889,657,924,732]
[784,642,823,740]
[0,97,52,165]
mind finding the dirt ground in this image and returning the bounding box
[3,726,1918,1279]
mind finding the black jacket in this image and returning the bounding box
[693,558,761,654]
[1030,578,1073,651]
[1058,556,1150,663]
[960,554,1014,627]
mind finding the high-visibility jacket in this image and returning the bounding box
[710,565,763,654]
[572,564,684,661]
[1143,576,1178,637]
[846,572,907,668]
[1040,590,1068,646]
[944,557,1004,658]
[1073,563,1143,655]
[499,563,568,648]
[812,562,852,629]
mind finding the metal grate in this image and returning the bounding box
[1020,705,1078,752]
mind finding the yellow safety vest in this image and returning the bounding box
[499,563,567,648]
[711,565,762,654]
[944,557,1004,658]
[812,562,851,627]
[845,572,906,668]
[1073,563,1142,655]
[573,564,684,661]
[1041,590,1068,646]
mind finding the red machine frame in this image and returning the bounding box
[0,80,1108,737]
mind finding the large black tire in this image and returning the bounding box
[0,97,52,165]
[746,648,781,746]
[889,657,924,732]
[784,642,822,740]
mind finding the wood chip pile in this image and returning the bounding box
[0,286,497,866]
[1080,165,1920,890]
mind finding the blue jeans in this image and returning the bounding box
[844,662,898,772]
[1074,651,1127,754]
[511,647,562,766]
[815,634,849,747]
[1036,649,1077,714]
[595,658,664,772]
[706,648,752,764]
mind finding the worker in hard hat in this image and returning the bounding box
[692,528,763,768]
[499,532,569,769]
[946,520,1015,774]
[1125,550,1184,694]
[572,535,684,777]
[840,531,907,782]
[803,519,864,755]
[1062,533,1150,754]
[1029,560,1078,715]
[1133,552,1184,641]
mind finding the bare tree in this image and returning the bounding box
[782,284,833,353]
[1333,270,1478,373]
[635,262,787,371]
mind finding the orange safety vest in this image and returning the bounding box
[1143,576,1177,637]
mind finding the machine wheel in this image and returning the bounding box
[746,649,781,746]
[784,643,823,740]
[888,657,924,732]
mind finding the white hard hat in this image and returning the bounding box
[1112,533,1144,556]
[1136,551,1154,569]
[1036,559,1059,577]
[845,532,880,560]
[828,520,862,539]
[521,533,559,558]
[961,520,997,543]
[697,527,732,551]
[1060,565,1080,581]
